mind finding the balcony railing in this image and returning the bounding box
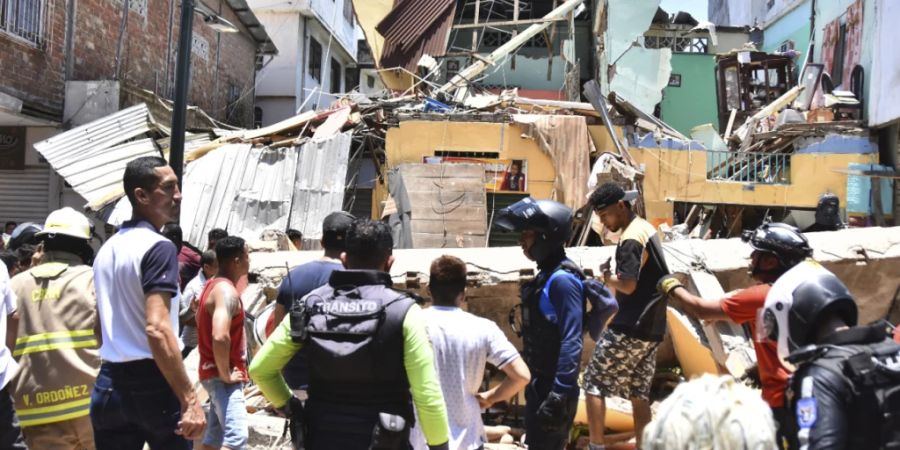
[706,151,791,184]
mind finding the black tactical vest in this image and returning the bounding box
[793,334,900,449]
[520,269,564,377]
[300,270,415,418]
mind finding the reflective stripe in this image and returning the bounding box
[17,398,91,427]
[14,329,98,356]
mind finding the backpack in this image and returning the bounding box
[538,260,618,341]
[806,333,900,448]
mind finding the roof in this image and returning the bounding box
[376,0,455,71]
[223,0,278,55]
[33,104,162,209]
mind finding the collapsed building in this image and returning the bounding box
[27,0,900,447]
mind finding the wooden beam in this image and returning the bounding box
[452,17,565,30]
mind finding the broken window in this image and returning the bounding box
[331,58,342,93]
[644,34,708,54]
[309,38,322,82]
[1,0,46,45]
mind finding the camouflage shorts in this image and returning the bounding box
[581,328,659,401]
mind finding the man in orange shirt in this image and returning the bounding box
[658,223,813,450]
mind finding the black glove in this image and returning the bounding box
[275,396,304,418]
[740,362,762,389]
[536,391,569,432]
[657,274,684,297]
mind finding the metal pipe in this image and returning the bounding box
[170,0,195,189]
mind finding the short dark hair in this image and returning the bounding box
[287,229,303,242]
[15,244,35,267]
[589,182,632,211]
[123,156,168,207]
[200,250,217,267]
[0,251,16,273]
[162,222,183,251]
[208,228,228,242]
[215,236,246,265]
[5,221,16,229]
[344,218,393,268]
[42,234,95,264]
[429,255,467,305]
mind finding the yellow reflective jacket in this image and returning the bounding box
[9,251,100,427]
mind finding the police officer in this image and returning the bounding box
[495,197,583,450]
[250,218,450,450]
[9,207,100,449]
[762,272,900,449]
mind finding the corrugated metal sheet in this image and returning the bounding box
[32,104,160,209]
[377,0,455,70]
[288,131,352,243]
[179,131,352,249]
[0,168,51,224]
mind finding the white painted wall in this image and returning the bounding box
[308,0,357,61]
[255,12,300,98]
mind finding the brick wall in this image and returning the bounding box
[72,0,258,127]
[0,0,258,126]
[0,0,67,118]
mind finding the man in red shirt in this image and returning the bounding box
[197,236,250,450]
[658,223,813,450]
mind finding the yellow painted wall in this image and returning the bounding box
[376,120,562,217]
[632,148,879,226]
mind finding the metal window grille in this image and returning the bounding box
[706,151,791,185]
[1,0,47,45]
[644,35,708,54]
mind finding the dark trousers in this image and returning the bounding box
[90,360,192,450]
[524,376,578,450]
[304,399,411,450]
[0,386,27,449]
[772,405,799,450]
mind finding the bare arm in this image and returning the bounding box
[603,273,638,296]
[209,284,244,383]
[478,357,531,408]
[6,311,17,353]
[670,287,729,321]
[272,303,287,333]
[145,292,205,439]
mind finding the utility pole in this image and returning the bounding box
[170,0,196,189]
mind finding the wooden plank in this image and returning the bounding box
[399,163,485,179]
[724,108,737,139]
[687,271,752,377]
[411,219,486,235]
[411,206,488,221]
[407,191,485,207]
[405,179,490,192]
[412,233,487,248]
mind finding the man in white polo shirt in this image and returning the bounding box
[0,258,26,449]
[90,156,205,449]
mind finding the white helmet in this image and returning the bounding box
[36,207,92,241]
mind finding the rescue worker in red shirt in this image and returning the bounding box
[657,222,813,450]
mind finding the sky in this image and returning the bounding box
[659,0,709,21]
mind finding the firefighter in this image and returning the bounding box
[9,207,100,449]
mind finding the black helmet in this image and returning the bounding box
[788,272,858,350]
[495,197,572,262]
[7,222,42,251]
[742,222,812,269]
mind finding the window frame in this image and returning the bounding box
[309,38,323,82]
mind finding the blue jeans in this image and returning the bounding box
[200,379,248,450]
[90,360,192,450]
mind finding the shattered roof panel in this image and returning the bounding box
[33,103,161,208]
[377,0,455,71]
[180,144,298,250]
[288,131,353,242]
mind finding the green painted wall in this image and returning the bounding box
[660,54,719,136]
[762,0,812,75]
